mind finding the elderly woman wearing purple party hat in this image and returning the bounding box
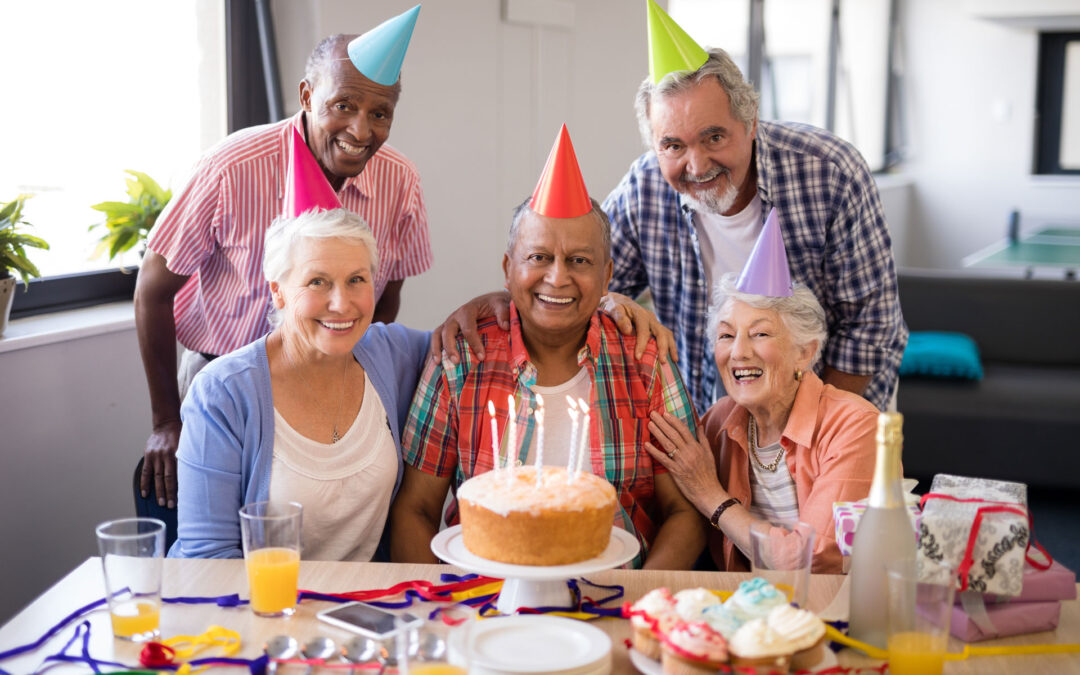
[644,209,878,574]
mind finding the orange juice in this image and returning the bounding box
[109,599,160,640]
[888,631,946,675]
[411,666,467,675]
[246,547,299,615]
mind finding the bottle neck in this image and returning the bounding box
[867,441,905,509]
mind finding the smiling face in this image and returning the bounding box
[503,209,613,350]
[713,300,815,417]
[649,78,757,216]
[299,43,399,187]
[270,237,375,359]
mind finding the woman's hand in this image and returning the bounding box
[645,411,726,515]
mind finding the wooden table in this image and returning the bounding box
[1,558,1078,673]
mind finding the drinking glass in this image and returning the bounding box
[239,501,302,616]
[886,557,956,675]
[96,517,166,641]
[749,520,814,608]
[400,613,472,675]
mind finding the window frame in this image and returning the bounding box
[1034,31,1080,176]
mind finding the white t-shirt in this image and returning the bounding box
[524,368,592,473]
[693,194,764,302]
[748,439,800,527]
[269,376,397,562]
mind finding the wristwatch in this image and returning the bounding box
[709,497,741,529]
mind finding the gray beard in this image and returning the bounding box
[682,180,740,215]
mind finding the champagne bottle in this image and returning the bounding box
[848,412,916,649]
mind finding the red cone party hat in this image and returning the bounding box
[284,126,342,217]
[736,207,794,297]
[529,124,591,218]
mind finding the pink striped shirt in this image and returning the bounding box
[147,113,432,355]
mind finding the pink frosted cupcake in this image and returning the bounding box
[660,621,729,675]
[626,587,677,660]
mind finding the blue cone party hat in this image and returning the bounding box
[284,126,342,217]
[347,5,421,86]
[736,208,793,297]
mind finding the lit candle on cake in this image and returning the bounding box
[487,400,500,471]
[533,404,545,488]
[566,396,579,477]
[575,398,590,478]
[507,394,518,480]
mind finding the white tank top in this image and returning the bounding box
[524,369,592,473]
[269,376,397,562]
[693,194,763,302]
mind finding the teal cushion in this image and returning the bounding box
[900,331,983,380]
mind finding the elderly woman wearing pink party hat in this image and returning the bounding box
[644,209,878,574]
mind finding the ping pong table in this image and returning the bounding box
[964,225,1080,279]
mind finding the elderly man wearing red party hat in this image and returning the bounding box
[135,7,431,510]
[391,126,704,570]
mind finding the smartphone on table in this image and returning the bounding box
[316,601,423,639]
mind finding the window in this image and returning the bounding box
[668,0,893,171]
[1035,31,1080,175]
[1,1,225,315]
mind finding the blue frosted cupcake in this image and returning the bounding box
[725,578,788,623]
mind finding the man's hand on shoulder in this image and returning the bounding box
[600,291,678,363]
[429,291,511,365]
[141,420,181,508]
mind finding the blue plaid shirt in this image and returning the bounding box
[602,120,907,413]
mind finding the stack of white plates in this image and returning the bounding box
[448,614,612,675]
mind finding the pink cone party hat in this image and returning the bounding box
[646,0,708,85]
[284,126,342,217]
[347,5,421,86]
[530,125,591,219]
[736,208,793,297]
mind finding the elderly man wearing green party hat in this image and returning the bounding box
[601,1,907,416]
[135,6,432,511]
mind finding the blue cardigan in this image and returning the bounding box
[170,323,430,559]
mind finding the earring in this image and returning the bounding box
[795,369,803,382]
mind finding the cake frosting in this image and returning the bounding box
[702,603,744,639]
[664,621,729,663]
[457,466,616,565]
[725,577,788,622]
[729,618,795,659]
[766,604,825,651]
[630,587,676,630]
[673,587,723,620]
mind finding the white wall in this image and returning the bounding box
[896,0,1080,268]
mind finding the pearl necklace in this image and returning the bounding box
[748,416,785,472]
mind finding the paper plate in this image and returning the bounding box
[449,614,611,675]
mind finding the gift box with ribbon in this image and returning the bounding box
[949,560,1074,642]
[917,473,1034,597]
[832,499,921,556]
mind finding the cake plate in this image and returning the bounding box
[430,525,640,614]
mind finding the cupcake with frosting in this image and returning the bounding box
[626,587,677,660]
[701,602,744,639]
[728,617,795,672]
[660,620,729,675]
[767,604,827,670]
[725,577,788,622]
[673,587,723,621]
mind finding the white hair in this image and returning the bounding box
[706,273,827,368]
[263,208,378,328]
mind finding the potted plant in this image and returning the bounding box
[90,170,172,261]
[0,194,49,337]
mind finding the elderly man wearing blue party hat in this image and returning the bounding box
[644,209,877,574]
[603,1,907,416]
[134,6,432,511]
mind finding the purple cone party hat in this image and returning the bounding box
[284,126,342,217]
[646,0,708,85]
[347,4,421,86]
[530,124,592,219]
[736,208,793,297]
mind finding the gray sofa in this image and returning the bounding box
[895,269,1080,489]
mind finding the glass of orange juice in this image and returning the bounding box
[96,517,166,642]
[886,558,956,675]
[239,501,302,617]
[398,613,472,675]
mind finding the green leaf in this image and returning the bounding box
[91,201,142,216]
[127,170,168,204]
[13,234,49,250]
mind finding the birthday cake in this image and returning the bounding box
[456,466,617,565]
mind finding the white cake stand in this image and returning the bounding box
[430,525,640,615]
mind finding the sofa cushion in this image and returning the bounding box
[900,331,983,380]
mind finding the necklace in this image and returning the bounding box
[280,335,349,444]
[748,416,785,472]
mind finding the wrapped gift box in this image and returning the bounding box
[917,474,1029,597]
[958,560,1077,605]
[951,597,1061,642]
[832,499,921,556]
